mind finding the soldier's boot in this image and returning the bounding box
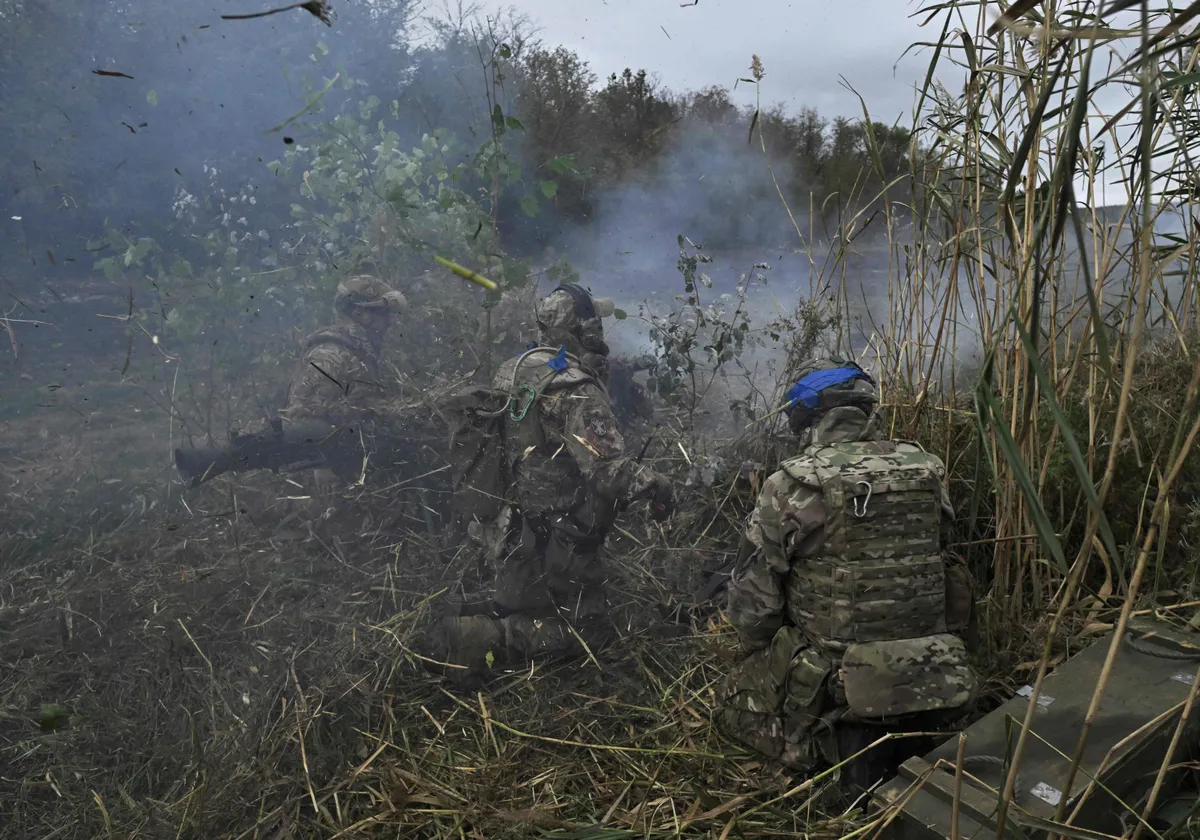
[438,587,498,620]
[420,616,513,682]
[500,614,614,663]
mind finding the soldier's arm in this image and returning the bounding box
[558,385,659,503]
[726,477,822,653]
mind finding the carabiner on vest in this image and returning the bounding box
[853,480,873,517]
[509,384,536,421]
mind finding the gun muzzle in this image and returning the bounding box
[174,446,233,487]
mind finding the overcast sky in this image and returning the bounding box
[476,1,1185,206]
[484,0,941,124]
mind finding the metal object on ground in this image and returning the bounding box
[871,618,1200,840]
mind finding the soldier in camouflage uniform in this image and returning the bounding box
[716,358,977,781]
[278,275,407,518]
[427,284,676,677]
[479,282,655,434]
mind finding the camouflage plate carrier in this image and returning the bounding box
[783,440,976,722]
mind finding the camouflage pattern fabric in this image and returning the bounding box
[435,345,669,675]
[715,626,836,771]
[496,348,660,523]
[839,634,976,719]
[280,322,384,429]
[534,288,614,380]
[491,347,663,643]
[717,406,977,767]
[782,437,950,653]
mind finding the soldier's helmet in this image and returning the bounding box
[334,275,408,317]
[536,284,614,334]
[782,357,877,435]
[536,283,615,354]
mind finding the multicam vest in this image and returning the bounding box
[782,440,949,654]
[776,439,978,721]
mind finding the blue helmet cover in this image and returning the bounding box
[784,366,874,412]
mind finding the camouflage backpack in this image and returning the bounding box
[782,440,977,720]
[444,344,595,542]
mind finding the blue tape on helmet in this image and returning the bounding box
[784,366,873,411]
[546,345,569,372]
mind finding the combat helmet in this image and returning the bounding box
[334,275,408,317]
[782,357,876,435]
[535,284,615,336]
[535,283,616,375]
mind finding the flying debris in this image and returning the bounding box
[221,1,334,26]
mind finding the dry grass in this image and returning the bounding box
[0,426,869,840]
[10,2,1200,838]
[0,361,1122,840]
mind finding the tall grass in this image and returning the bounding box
[809,1,1200,835]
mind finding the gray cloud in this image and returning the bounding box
[483,0,934,121]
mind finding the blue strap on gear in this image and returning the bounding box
[785,366,873,410]
[546,344,569,372]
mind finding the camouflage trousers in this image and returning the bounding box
[716,627,978,774]
[428,511,613,678]
[715,626,837,772]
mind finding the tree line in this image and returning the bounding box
[501,46,914,250]
[0,0,913,285]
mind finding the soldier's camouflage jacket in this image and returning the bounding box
[494,348,661,535]
[717,407,977,764]
[727,406,975,658]
[280,322,385,428]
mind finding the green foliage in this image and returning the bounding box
[92,164,315,440]
[640,238,772,408]
[90,79,569,438]
[506,50,914,227]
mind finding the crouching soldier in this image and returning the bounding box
[716,358,977,787]
[428,284,675,678]
[279,274,408,520]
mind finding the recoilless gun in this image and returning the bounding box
[173,417,364,487]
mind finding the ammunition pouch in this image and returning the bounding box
[783,646,832,734]
[839,634,977,721]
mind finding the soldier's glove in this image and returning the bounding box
[649,478,675,521]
